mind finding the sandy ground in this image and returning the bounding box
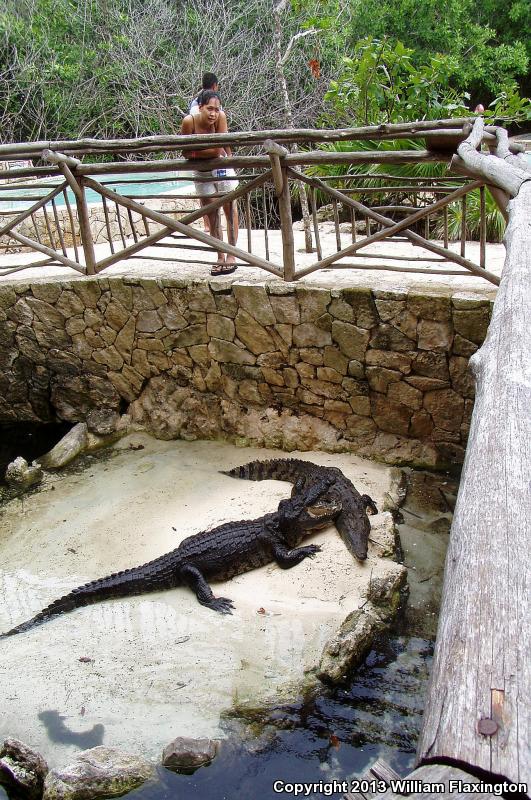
[0,225,501,299]
[0,435,401,767]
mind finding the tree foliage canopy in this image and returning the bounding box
[0,0,529,144]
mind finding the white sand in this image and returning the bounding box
[0,435,401,767]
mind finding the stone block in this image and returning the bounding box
[452,333,478,357]
[417,318,453,351]
[331,320,370,360]
[188,345,210,365]
[348,396,371,416]
[342,288,379,328]
[293,322,332,348]
[347,359,365,379]
[295,287,330,321]
[283,368,299,389]
[0,287,17,310]
[257,351,287,368]
[302,379,345,400]
[387,380,423,410]
[365,349,412,373]
[299,347,324,365]
[92,346,124,371]
[25,297,65,328]
[31,283,62,304]
[323,346,348,375]
[328,298,354,323]
[453,307,490,344]
[316,367,343,384]
[296,388,323,406]
[374,298,405,323]
[366,366,401,394]
[275,324,292,347]
[233,284,275,325]
[369,324,414,353]
[407,293,451,321]
[409,409,434,439]
[235,310,275,355]
[424,388,464,433]
[449,355,475,398]
[56,291,85,317]
[269,294,300,324]
[170,325,209,348]
[206,313,235,341]
[371,394,412,436]
[411,351,449,380]
[159,305,187,331]
[392,309,417,340]
[208,338,256,365]
[405,375,449,391]
[261,367,284,387]
[238,380,262,404]
[295,362,314,379]
[136,310,162,333]
[185,284,216,312]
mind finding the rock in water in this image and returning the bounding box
[42,746,156,800]
[0,737,49,800]
[162,737,218,772]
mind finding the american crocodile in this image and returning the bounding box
[221,459,378,561]
[0,477,340,638]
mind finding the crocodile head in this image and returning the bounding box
[277,476,342,534]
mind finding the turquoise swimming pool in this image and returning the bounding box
[0,171,192,212]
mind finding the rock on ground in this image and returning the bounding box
[4,457,43,491]
[37,423,88,470]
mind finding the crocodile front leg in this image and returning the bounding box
[272,542,321,569]
[179,564,235,614]
[361,494,378,515]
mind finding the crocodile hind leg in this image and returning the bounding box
[179,565,235,614]
[272,542,322,569]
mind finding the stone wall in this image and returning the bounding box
[0,276,492,468]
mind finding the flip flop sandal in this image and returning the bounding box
[211,263,237,276]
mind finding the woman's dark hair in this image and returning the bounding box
[202,72,218,89]
[198,90,221,107]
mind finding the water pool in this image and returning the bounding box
[0,171,192,212]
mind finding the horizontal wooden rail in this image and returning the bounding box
[0,120,510,284]
[0,119,524,160]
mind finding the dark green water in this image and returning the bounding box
[122,632,432,800]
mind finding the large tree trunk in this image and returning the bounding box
[417,118,531,785]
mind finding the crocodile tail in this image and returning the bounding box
[0,557,181,638]
[220,458,319,485]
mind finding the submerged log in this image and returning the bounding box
[417,118,531,785]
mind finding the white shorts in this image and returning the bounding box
[191,168,239,198]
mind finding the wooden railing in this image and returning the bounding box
[0,119,524,283]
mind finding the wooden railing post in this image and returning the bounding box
[264,139,295,281]
[42,149,97,275]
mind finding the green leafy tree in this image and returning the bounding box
[323,37,470,126]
